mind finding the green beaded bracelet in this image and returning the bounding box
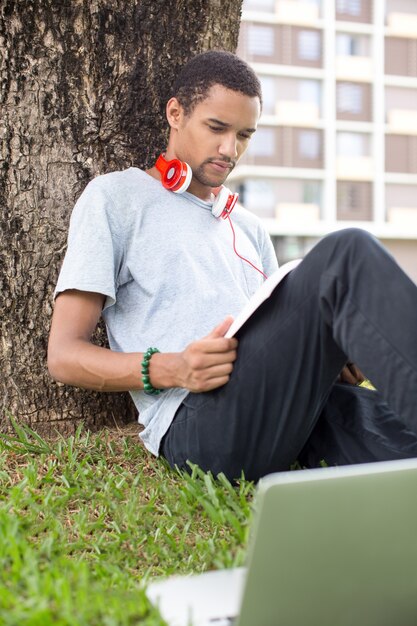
[141,347,161,395]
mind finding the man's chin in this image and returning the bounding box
[194,168,230,189]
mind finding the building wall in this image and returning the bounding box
[383,240,417,283]
[232,0,417,282]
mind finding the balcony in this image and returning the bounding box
[275,0,320,26]
[275,100,320,126]
[275,202,320,223]
[336,156,374,181]
[387,109,417,135]
[335,55,373,82]
[386,13,417,39]
[387,207,417,228]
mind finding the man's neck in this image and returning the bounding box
[186,178,212,202]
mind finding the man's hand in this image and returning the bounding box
[49,293,237,394]
[174,316,238,392]
[338,362,365,385]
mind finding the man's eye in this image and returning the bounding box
[209,126,224,132]
[239,133,251,140]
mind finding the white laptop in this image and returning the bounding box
[146,458,417,626]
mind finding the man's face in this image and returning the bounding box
[167,84,261,191]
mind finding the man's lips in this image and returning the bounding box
[207,160,234,172]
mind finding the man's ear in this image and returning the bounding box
[166,97,184,130]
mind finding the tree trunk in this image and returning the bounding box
[0,0,243,435]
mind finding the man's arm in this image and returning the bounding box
[47,290,238,393]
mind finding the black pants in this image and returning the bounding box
[161,229,417,482]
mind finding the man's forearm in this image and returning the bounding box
[48,310,237,394]
[47,339,180,392]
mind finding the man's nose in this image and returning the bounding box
[218,134,238,160]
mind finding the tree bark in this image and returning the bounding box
[0,0,243,435]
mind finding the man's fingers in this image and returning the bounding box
[200,350,237,367]
[340,366,357,385]
[186,347,237,370]
[189,365,234,392]
[206,316,235,339]
[340,363,366,385]
[348,363,365,382]
[197,338,238,354]
[180,321,238,392]
[200,376,232,392]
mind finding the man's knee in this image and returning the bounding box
[318,228,388,267]
[323,227,376,250]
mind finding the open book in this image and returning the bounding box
[225,258,302,338]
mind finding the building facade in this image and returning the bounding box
[230,0,417,282]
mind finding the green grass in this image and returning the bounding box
[0,420,255,625]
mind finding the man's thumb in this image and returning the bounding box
[207,315,234,338]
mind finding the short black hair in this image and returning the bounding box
[172,50,262,115]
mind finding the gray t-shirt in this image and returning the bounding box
[55,167,278,454]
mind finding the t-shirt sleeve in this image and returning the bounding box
[259,223,279,276]
[54,178,123,309]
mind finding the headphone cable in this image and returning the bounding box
[226,215,268,280]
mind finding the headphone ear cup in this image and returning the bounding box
[212,187,239,219]
[170,161,192,193]
[155,154,192,193]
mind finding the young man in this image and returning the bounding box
[48,50,417,481]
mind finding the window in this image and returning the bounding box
[259,76,276,115]
[385,38,417,78]
[247,25,274,56]
[247,127,275,157]
[386,184,417,211]
[337,181,372,220]
[277,237,317,263]
[298,80,321,106]
[339,183,359,209]
[337,83,363,114]
[386,136,417,174]
[337,132,366,156]
[336,33,362,56]
[304,0,321,7]
[337,0,361,16]
[302,181,321,205]
[298,30,321,61]
[298,130,321,160]
[243,0,275,12]
[243,179,276,218]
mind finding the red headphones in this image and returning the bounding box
[155,154,238,220]
[155,154,192,194]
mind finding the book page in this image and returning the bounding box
[225,258,302,338]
